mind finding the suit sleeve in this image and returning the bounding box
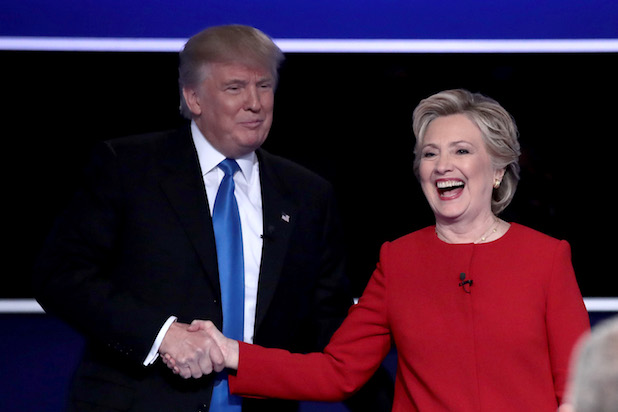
[230,250,392,402]
[32,142,172,363]
[546,240,590,404]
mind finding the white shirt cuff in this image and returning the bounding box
[143,316,177,366]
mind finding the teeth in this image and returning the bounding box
[436,180,464,189]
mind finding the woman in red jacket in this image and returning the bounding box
[169,89,590,411]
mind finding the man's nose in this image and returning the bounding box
[244,87,262,111]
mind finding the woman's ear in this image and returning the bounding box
[494,168,506,186]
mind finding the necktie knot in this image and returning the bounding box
[219,158,240,177]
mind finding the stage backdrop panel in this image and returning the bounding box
[2,0,617,40]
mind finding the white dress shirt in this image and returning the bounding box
[143,121,263,365]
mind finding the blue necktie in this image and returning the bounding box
[210,159,244,411]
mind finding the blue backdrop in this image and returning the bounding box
[2,0,617,39]
[1,1,616,411]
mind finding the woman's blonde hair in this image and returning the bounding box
[412,89,521,214]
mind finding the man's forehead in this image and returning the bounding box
[207,60,273,78]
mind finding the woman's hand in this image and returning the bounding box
[161,320,239,378]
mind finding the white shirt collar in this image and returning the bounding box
[190,120,257,180]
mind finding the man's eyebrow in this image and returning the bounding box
[222,78,248,85]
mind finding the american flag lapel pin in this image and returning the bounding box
[281,213,290,223]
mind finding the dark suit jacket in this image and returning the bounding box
[33,126,357,411]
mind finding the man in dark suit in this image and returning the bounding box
[33,25,391,411]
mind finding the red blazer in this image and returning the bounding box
[231,223,590,411]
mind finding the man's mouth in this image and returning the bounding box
[436,179,465,199]
[240,119,263,129]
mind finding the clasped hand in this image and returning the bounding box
[159,320,238,379]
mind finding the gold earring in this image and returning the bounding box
[493,179,501,189]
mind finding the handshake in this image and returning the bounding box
[158,320,239,379]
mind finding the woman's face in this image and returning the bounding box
[418,114,503,224]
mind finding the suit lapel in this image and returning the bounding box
[157,139,299,330]
[159,127,220,294]
[254,149,297,332]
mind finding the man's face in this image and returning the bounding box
[184,61,275,158]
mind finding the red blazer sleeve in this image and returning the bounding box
[546,240,590,403]
[230,251,393,401]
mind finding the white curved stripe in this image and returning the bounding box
[3,299,617,313]
[276,39,618,53]
[1,37,617,53]
[0,37,185,52]
[0,299,45,313]
[584,298,618,312]
[1,298,616,314]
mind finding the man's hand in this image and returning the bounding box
[161,320,239,378]
[158,321,225,379]
[187,320,239,370]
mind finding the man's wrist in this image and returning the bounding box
[143,316,177,366]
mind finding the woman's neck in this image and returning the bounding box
[435,213,507,244]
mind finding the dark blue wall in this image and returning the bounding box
[2,0,617,39]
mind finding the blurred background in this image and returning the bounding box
[1,1,617,410]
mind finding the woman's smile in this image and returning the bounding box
[436,178,465,200]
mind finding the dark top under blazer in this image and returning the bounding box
[34,125,353,411]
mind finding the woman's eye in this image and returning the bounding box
[456,149,470,155]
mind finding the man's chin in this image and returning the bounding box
[225,137,269,158]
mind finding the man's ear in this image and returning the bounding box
[557,403,575,412]
[182,87,201,116]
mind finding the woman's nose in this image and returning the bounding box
[435,154,453,173]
